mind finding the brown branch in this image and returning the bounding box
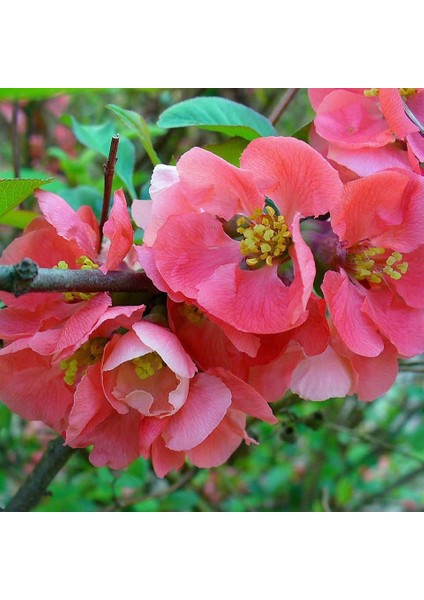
[0,258,158,296]
[2,436,75,512]
[268,88,300,126]
[98,135,120,252]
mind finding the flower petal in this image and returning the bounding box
[322,270,384,357]
[177,147,262,219]
[132,320,197,378]
[100,189,133,273]
[35,190,98,258]
[162,373,231,451]
[208,367,277,423]
[240,136,343,223]
[291,344,355,401]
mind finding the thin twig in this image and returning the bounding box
[326,421,424,465]
[2,436,75,512]
[11,101,20,179]
[0,259,157,296]
[350,463,424,511]
[268,88,300,126]
[98,135,120,252]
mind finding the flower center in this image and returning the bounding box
[60,337,107,386]
[364,88,418,99]
[55,255,99,301]
[180,303,205,325]
[236,205,292,268]
[133,352,164,380]
[346,245,408,285]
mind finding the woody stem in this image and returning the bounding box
[0,259,158,296]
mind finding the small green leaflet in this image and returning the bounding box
[0,177,53,219]
[70,118,137,198]
[157,96,277,141]
[0,209,39,229]
[107,104,161,167]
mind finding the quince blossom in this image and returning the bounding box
[133,136,342,334]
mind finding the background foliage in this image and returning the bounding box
[1,88,423,512]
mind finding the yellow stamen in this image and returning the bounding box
[133,352,163,380]
[347,246,408,285]
[399,88,418,98]
[238,205,292,268]
[60,338,107,386]
[180,303,205,325]
[364,88,380,97]
[54,255,100,302]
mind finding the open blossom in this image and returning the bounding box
[63,319,277,476]
[309,88,423,178]
[133,136,342,335]
[321,169,424,358]
[0,187,133,307]
[0,299,145,432]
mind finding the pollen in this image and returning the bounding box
[399,88,418,98]
[60,337,107,386]
[133,352,163,380]
[180,303,205,325]
[54,255,100,302]
[347,245,408,285]
[236,205,292,268]
[364,88,380,97]
[364,88,417,99]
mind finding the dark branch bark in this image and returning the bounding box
[268,88,300,126]
[2,436,75,512]
[98,135,120,252]
[0,259,157,296]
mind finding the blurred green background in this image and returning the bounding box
[1,88,423,511]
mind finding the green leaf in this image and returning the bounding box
[54,185,103,220]
[0,209,38,229]
[204,136,249,166]
[157,96,277,141]
[0,177,53,218]
[107,104,161,166]
[0,88,102,101]
[70,118,136,198]
[0,169,61,192]
[292,120,313,143]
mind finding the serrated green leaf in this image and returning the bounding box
[157,96,277,141]
[0,177,53,218]
[70,118,136,198]
[107,104,161,167]
[0,209,38,229]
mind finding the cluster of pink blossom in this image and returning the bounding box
[309,88,424,180]
[0,99,423,476]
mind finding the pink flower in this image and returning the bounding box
[321,169,424,358]
[309,88,423,178]
[290,319,399,402]
[134,136,342,334]
[0,300,145,432]
[0,188,133,309]
[64,319,277,476]
[167,294,330,403]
